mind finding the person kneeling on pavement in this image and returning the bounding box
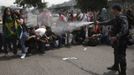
[82,25,101,46]
[39,26,58,50]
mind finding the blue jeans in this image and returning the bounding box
[20,32,29,54]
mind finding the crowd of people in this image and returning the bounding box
[0,7,103,59]
[0,7,29,59]
[0,4,134,75]
[0,6,134,59]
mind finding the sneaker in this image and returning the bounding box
[20,54,26,59]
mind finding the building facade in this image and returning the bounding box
[49,0,76,12]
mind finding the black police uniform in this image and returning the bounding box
[99,14,129,75]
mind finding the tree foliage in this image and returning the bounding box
[15,0,47,8]
[76,0,108,12]
[0,6,6,13]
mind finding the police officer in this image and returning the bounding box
[98,4,129,75]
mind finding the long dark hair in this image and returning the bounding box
[2,7,14,24]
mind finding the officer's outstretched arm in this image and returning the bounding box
[99,19,115,26]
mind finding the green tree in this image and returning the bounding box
[15,0,47,8]
[76,0,108,12]
[0,6,6,13]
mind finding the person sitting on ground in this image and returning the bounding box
[40,26,58,49]
[25,27,37,54]
[72,26,86,45]
[82,25,101,46]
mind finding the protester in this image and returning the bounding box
[125,9,134,29]
[2,7,18,55]
[81,13,88,22]
[18,10,29,59]
[25,27,37,54]
[97,8,111,44]
[34,26,47,54]
[58,12,69,46]
[68,12,77,22]
[44,26,58,48]
[98,4,129,75]
[59,12,67,22]
[20,9,28,26]
[72,27,86,44]
[87,11,94,22]
[82,23,101,46]
[76,12,83,21]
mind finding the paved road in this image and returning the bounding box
[0,45,134,75]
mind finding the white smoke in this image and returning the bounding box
[26,9,94,35]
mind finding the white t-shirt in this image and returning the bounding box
[35,28,46,37]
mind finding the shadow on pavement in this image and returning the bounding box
[46,53,100,75]
[0,55,18,61]
[66,60,100,75]
[130,68,134,74]
[132,59,134,62]
[127,45,134,50]
[103,71,118,75]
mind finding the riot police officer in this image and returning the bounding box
[98,4,129,75]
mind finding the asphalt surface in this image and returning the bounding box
[0,45,134,75]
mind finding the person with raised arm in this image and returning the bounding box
[98,4,129,75]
